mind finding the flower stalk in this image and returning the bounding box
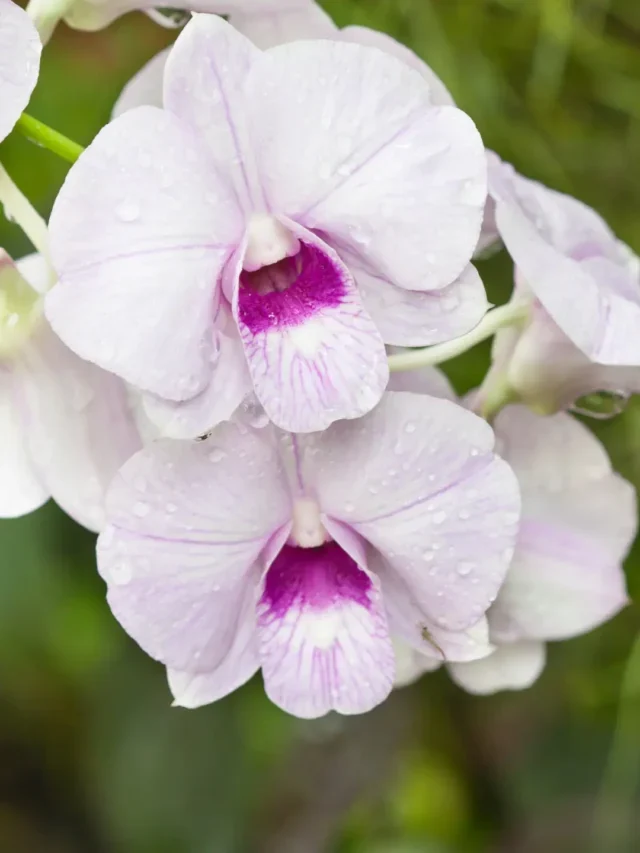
[387,301,529,373]
[14,113,84,165]
[0,163,51,265]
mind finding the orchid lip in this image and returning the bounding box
[238,232,348,335]
[259,541,374,634]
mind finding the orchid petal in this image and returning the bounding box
[0,0,41,144]
[355,259,488,346]
[231,0,336,48]
[18,320,141,532]
[490,406,634,642]
[393,640,441,688]
[489,153,640,366]
[339,25,455,107]
[168,577,260,708]
[97,424,291,671]
[142,332,251,439]
[245,40,486,291]
[448,641,546,695]
[310,392,521,631]
[47,106,243,399]
[0,367,48,518]
[112,47,168,118]
[164,13,263,212]
[387,364,456,400]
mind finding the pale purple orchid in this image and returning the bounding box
[0,254,141,530]
[485,153,640,414]
[46,14,488,438]
[97,391,520,718]
[0,0,40,143]
[392,368,635,694]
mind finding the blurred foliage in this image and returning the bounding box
[1,1,640,851]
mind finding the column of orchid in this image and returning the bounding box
[0,0,637,718]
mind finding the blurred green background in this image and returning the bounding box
[1,0,640,850]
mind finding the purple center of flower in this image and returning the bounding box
[238,241,347,334]
[262,542,372,617]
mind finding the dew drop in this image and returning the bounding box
[404,422,416,434]
[571,390,630,420]
[208,448,226,463]
[133,501,150,518]
[110,561,132,585]
[432,510,447,525]
[457,560,475,577]
[116,199,141,222]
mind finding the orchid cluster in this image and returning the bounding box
[0,0,637,719]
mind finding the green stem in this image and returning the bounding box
[387,301,529,373]
[14,113,84,165]
[0,163,51,267]
[476,369,519,423]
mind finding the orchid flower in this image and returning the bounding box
[46,14,488,438]
[391,368,635,694]
[481,153,640,416]
[97,391,520,718]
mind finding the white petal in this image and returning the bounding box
[0,366,48,518]
[449,641,546,695]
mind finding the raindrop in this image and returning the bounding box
[208,448,226,463]
[457,561,475,577]
[570,390,630,420]
[432,510,447,525]
[133,501,150,518]
[110,561,132,585]
[404,422,416,434]
[115,199,141,222]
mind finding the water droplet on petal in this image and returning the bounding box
[208,448,226,463]
[457,560,475,577]
[133,501,150,518]
[116,199,141,222]
[571,390,630,420]
[110,561,132,585]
